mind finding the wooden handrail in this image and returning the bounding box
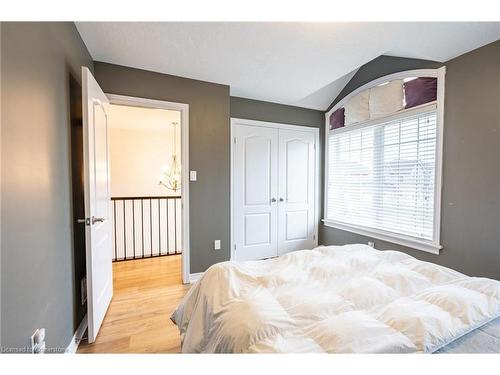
[111,196,181,201]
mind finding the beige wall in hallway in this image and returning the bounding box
[108,104,181,197]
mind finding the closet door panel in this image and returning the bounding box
[233,124,278,261]
[278,129,316,255]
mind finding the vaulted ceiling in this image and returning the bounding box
[76,22,500,110]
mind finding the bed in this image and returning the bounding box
[171,244,500,353]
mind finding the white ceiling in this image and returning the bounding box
[76,22,500,110]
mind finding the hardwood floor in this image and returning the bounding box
[77,255,189,353]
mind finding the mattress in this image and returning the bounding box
[172,244,500,353]
[436,316,500,353]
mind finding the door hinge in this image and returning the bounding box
[233,137,237,144]
[234,244,236,251]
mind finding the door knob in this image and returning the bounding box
[271,198,277,203]
[92,216,105,224]
[279,198,284,202]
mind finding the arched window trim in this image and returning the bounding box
[325,67,445,118]
[323,67,446,254]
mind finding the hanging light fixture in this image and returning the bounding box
[158,121,181,192]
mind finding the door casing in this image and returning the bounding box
[106,94,190,285]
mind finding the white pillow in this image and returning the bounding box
[344,90,370,125]
[369,79,404,119]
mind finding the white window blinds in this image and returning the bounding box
[326,108,438,242]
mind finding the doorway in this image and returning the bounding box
[75,68,191,350]
[107,95,190,285]
[77,93,190,353]
[108,104,182,261]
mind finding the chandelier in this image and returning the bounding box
[158,121,181,192]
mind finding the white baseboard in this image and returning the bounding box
[65,314,87,354]
[189,272,203,284]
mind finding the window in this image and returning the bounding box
[324,69,444,254]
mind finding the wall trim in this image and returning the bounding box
[65,315,88,354]
[106,94,191,284]
[189,272,204,283]
[322,219,441,255]
[230,117,319,132]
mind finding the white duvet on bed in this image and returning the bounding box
[171,244,500,353]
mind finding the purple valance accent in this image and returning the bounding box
[329,107,345,130]
[404,77,437,109]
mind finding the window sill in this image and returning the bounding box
[321,219,442,255]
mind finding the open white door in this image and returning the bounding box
[82,66,113,343]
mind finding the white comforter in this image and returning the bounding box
[171,245,500,353]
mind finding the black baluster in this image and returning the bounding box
[141,199,144,258]
[158,198,161,256]
[132,199,136,259]
[113,199,117,261]
[166,198,169,255]
[123,200,126,260]
[150,199,153,257]
[174,198,178,254]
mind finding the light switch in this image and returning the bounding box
[214,240,221,250]
[190,170,197,181]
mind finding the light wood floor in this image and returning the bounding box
[78,255,189,353]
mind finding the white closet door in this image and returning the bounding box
[233,125,278,261]
[278,129,316,255]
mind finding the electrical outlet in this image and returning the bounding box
[81,276,87,305]
[31,328,46,354]
[214,240,221,250]
[190,170,197,181]
[368,241,375,248]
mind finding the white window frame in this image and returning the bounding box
[323,67,446,254]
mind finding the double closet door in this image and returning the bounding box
[232,120,317,261]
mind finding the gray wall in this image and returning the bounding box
[231,96,324,128]
[94,62,231,274]
[1,22,94,351]
[92,68,326,274]
[321,42,500,280]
